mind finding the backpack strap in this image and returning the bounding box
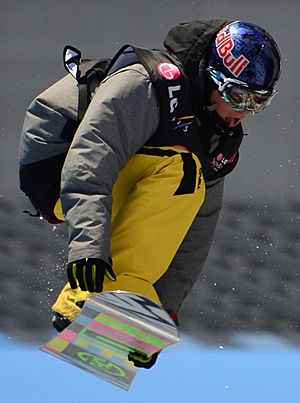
[63,46,111,120]
[132,46,192,124]
[77,59,111,120]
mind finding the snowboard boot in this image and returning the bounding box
[51,301,85,332]
[51,311,72,332]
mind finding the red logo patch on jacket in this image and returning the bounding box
[157,63,181,80]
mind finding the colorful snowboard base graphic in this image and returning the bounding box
[40,291,180,390]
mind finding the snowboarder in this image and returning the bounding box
[19,19,281,368]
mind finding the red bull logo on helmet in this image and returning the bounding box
[215,26,250,77]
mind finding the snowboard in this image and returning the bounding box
[40,291,179,390]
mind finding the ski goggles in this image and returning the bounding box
[207,67,277,113]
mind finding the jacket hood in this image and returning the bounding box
[164,20,229,68]
[163,20,231,110]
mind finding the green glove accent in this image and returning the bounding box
[67,258,116,292]
[128,351,160,369]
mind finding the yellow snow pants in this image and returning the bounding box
[52,146,205,321]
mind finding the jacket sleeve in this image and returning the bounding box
[60,64,160,263]
[19,74,78,166]
[154,178,224,313]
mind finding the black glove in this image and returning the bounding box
[128,351,159,369]
[67,258,116,292]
